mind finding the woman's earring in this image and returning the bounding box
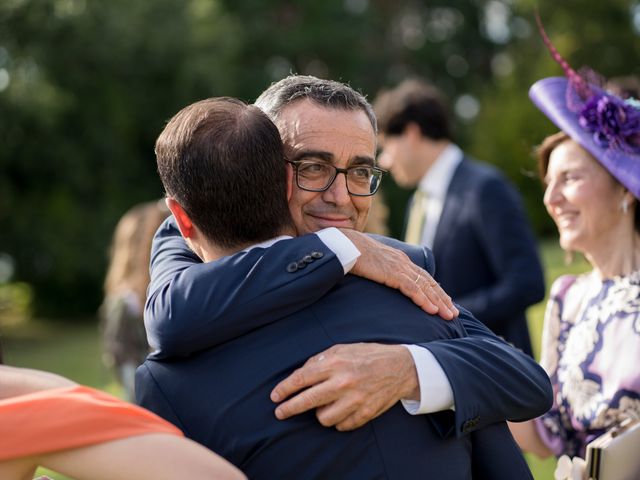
[622,198,629,215]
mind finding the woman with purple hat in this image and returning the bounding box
[508,26,640,465]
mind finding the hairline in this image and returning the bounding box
[254,77,378,135]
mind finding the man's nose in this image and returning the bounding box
[322,171,351,205]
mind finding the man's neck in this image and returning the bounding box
[423,140,451,172]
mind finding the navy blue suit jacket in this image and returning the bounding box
[137,219,551,478]
[414,157,545,357]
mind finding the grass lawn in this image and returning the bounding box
[2,237,591,480]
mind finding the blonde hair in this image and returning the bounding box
[103,200,170,306]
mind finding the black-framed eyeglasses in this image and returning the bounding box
[286,160,385,197]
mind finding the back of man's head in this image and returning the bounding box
[255,74,377,134]
[374,79,451,141]
[156,97,293,249]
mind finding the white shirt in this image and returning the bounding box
[416,143,463,249]
[248,228,454,415]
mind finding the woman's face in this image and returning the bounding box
[544,139,626,255]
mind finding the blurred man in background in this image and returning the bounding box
[374,78,545,357]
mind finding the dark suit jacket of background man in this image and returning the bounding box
[137,219,551,479]
[419,157,545,357]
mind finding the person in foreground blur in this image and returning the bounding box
[137,95,551,478]
[100,199,169,399]
[0,362,245,480]
[508,40,640,462]
[373,78,545,357]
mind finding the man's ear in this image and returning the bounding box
[165,197,194,238]
[286,162,294,202]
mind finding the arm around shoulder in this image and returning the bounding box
[145,219,345,357]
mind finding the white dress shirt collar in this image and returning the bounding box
[240,235,292,253]
[414,143,463,249]
[417,143,463,198]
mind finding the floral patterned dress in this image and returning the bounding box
[534,270,640,458]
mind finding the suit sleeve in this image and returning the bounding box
[145,218,345,358]
[422,307,552,438]
[455,175,545,331]
[413,246,552,439]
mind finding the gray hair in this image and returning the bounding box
[254,75,377,134]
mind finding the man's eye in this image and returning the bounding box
[350,167,372,179]
[299,163,328,175]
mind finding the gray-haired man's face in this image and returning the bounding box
[276,99,375,235]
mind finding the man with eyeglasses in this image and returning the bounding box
[138,77,551,478]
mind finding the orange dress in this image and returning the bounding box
[0,385,182,461]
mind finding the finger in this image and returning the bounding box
[401,270,458,319]
[397,271,439,314]
[427,278,456,314]
[426,280,458,319]
[334,404,385,432]
[412,272,458,320]
[315,396,360,428]
[423,282,454,320]
[271,360,328,403]
[274,382,339,420]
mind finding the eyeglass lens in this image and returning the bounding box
[296,162,381,195]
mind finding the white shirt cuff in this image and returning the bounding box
[400,344,455,415]
[315,228,361,274]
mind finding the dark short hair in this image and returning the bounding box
[255,75,377,133]
[536,130,639,233]
[155,97,294,249]
[373,79,452,140]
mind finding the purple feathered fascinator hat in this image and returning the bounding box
[529,15,640,199]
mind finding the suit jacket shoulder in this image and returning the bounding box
[146,217,344,358]
[447,156,513,197]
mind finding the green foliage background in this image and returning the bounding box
[1,0,639,317]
